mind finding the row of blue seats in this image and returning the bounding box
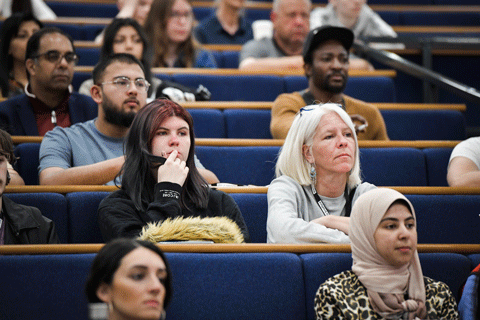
[6,189,480,244]
[189,109,465,140]
[72,72,398,103]
[14,144,456,187]
[0,250,477,320]
[44,2,480,24]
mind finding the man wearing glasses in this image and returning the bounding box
[0,27,97,136]
[38,53,147,186]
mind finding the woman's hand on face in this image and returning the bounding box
[157,150,189,186]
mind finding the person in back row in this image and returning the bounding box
[270,26,388,140]
[98,99,249,242]
[0,12,43,98]
[239,0,373,72]
[0,128,59,244]
[267,103,376,244]
[144,0,217,68]
[39,53,218,186]
[310,0,397,40]
[194,0,254,45]
[0,27,97,136]
[447,136,480,187]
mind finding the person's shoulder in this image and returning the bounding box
[0,94,28,109]
[70,92,96,105]
[355,182,377,193]
[274,92,303,103]
[320,270,359,290]
[269,175,303,191]
[43,119,96,140]
[424,276,453,296]
[242,37,271,49]
[343,94,377,110]
[3,196,43,221]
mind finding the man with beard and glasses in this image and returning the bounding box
[270,26,388,140]
[39,53,218,185]
[0,27,97,136]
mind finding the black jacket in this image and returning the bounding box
[98,182,250,242]
[2,196,60,244]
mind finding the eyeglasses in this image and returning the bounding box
[170,11,193,20]
[100,76,150,93]
[33,50,79,65]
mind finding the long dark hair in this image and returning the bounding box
[144,0,197,68]
[11,0,32,15]
[101,18,154,96]
[120,99,209,211]
[0,12,42,97]
[85,238,172,307]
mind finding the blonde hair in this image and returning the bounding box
[275,103,361,189]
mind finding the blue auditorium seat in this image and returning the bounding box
[224,109,272,138]
[230,193,268,243]
[381,110,466,140]
[66,192,110,243]
[193,7,214,21]
[165,252,306,320]
[82,25,106,41]
[360,148,427,186]
[188,109,226,138]
[171,74,284,101]
[301,252,470,320]
[195,146,279,186]
[406,194,480,244]
[423,147,453,186]
[435,0,477,3]
[245,8,270,21]
[14,142,41,185]
[0,253,95,320]
[5,193,68,243]
[222,51,240,68]
[368,0,432,3]
[76,47,101,66]
[402,12,480,26]
[46,23,83,40]
[46,1,118,17]
[377,11,402,26]
[72,72,92,92]
[212,51,225,68]
[283,76,396,102]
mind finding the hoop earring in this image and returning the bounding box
[309,165,316,181]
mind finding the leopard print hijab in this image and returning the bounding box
[350,188,427,320]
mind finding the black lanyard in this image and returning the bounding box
[311,185,356,217]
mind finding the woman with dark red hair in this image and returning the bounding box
[98,99,250,243]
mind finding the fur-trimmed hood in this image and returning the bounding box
[139,216,244,243]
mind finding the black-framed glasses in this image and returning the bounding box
[100,76,150,93]
[33,50,79,65]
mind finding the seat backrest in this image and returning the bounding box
[283,76,396,102]
[188,109,226,138]
[406,194,480,244]
[171,74,284,101]
[0,253,95,320]
[381,110,466,140]
[4,193,68,243]
[360,148,427,186]
[230,193,268,243]
[76,47,101,66]
[195,146,279,186]
[14,142,41,185]
[224,109,272,138]
[47,2,118,17]
[66,192,110,243]
[422,147,453,186]
[165,252,306,320]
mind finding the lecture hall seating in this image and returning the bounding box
[0,249,476,320]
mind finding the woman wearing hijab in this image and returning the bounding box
[314,188,458,319]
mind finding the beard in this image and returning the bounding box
[102,95,137,128]
[320,73,348,94]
